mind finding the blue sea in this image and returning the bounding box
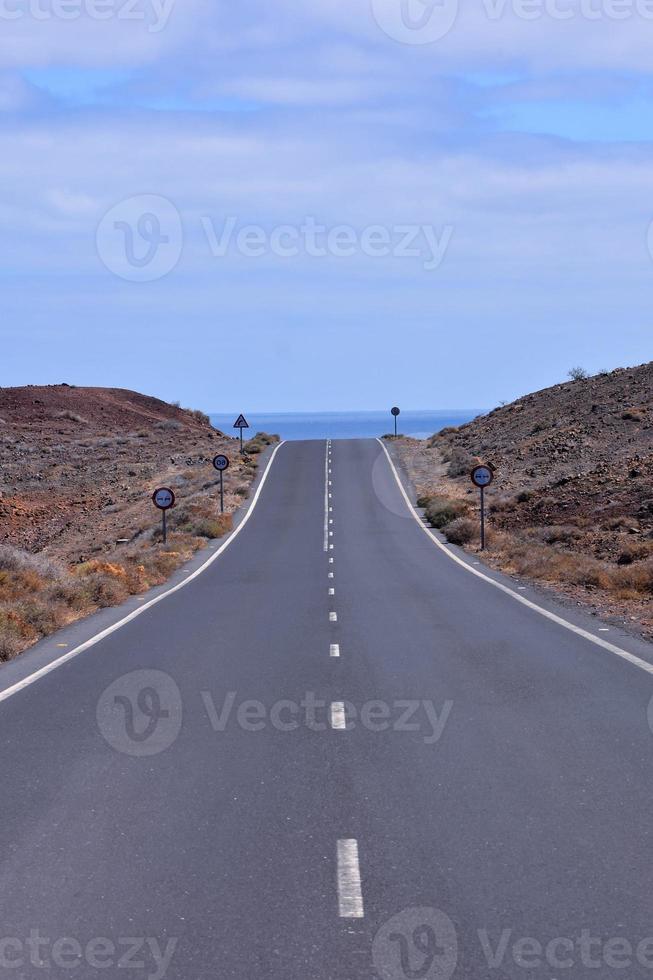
[209,410,484,442]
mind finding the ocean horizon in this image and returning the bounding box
[209,409,485,442]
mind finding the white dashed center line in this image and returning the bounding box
[329,588,335,595]
[329,611,338,622]
[330,702,347,729]
[323,441,330,552]
[337,840,364,918]
[330,644,340,658]
[328,572,334,579]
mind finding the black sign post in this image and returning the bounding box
[213,455,230,513]
[233,414,250,454]
[470,466,494,551]
[152,487,175,544]
[391,406,400,439]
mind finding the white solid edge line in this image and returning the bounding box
[337,839,364,918]
[376,438,653,677]
[330,643,340,657]
[330,702,347,729]
[0,442,287,705]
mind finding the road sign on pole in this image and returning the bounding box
[213,454,230,513]
[233,414,250,454]
[470,465,494,551]
[391,406,400,439]
[152,487,175,544]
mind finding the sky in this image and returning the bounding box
[1,0,653,411]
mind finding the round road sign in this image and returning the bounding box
[391,406,400,417]
[152,487,175,510]
[213,454,230,472]
[471,465,494,488]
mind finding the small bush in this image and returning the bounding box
[0,545,64,580]
[0,621,24,661]
[616,542,652,566]
[55,410,88,424]
[177,514,232,539]
[186,408,210,425]
[568,366,589,381]
[443,518,477,545]
[447,448,474,478]
[424,496,468,528]
[610,561,653,596]
[155,419,183,431]
[516,490,532,503]
[540,525,582,546]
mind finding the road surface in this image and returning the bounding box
[1,438,653,980]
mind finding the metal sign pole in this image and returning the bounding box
[220,470,224,513]
[162,508,167,545]
[394,415,397,438]
[240,428,243,453]
[480,486,485,551]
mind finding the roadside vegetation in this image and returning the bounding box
[391,361,653,638]
[0,498,236,661]
[0,385,280,661]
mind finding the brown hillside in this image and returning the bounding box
[0,385,276,660]
[394,363,653,638]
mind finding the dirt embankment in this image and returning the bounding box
[392,363,653,639]
[0,385,277,660]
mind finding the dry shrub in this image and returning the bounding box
[444,517,477,545]
[423,496,468,529]
[55,410,88,424]
[539,525,583,546]
[180,514,232,539]
[616,542,653,565]
[447,448,475,477]
[610,561,653,597]
[0,545,64,579]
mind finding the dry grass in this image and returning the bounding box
[415,490,653,630]
[0,500,236,663]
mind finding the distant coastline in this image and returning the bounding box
[209,410,485,441]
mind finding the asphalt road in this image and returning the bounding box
[1,438,653,980]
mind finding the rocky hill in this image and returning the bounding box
[0,385,275,659]
[393,363,653,637]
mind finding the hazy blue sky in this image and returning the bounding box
[1,0,652,411]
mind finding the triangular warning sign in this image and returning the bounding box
[233,414,250,429]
